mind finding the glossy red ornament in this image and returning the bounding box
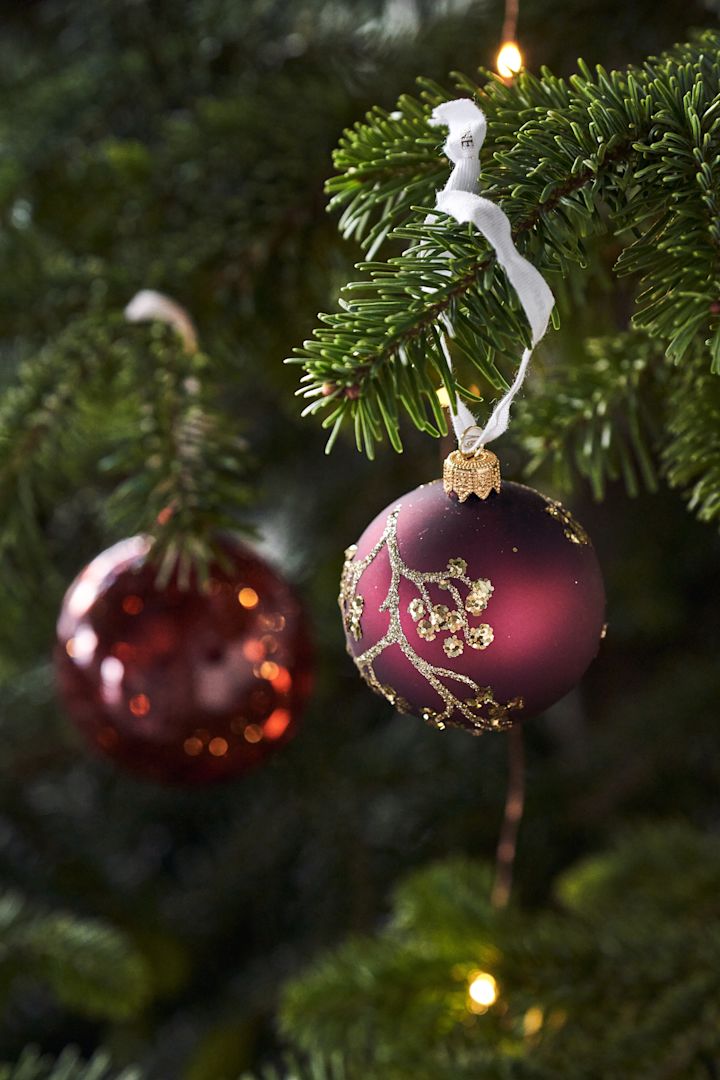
[339,479,605,734]
[55,537,312,784]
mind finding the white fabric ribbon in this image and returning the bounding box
[428,99,554,453]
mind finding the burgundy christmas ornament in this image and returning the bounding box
[56,536,312,784]
[339,449,605,734]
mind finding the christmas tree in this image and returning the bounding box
[0,1,719,1077]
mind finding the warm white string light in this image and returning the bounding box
[496,0,524,81]
[496,40,523,80]
[467,971,499,1013]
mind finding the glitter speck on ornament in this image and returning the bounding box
[55,536,313,784]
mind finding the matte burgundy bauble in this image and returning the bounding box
[55,537,312,784]
[339,480,605,734]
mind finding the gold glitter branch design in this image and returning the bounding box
[339,508,523,734]
[544,499,589,545]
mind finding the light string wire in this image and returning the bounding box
[502,0,519,44]
[427,98,555,455]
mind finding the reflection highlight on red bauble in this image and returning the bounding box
[55,536,313,784]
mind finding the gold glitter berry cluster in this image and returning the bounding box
[338,507,524,736]
[407,556,494,660]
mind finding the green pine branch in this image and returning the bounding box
[277,825,720,1079]
[0,1049,142,1080]
[512,331,662,498]
[0,891,151,1020]
[664,355,720,523]
[0,315,251,598]
[101,322,253,586]
[291,30,720,521]
[326,83,450,257]
[242,1053,351,1080]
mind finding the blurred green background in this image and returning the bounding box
[0,1,718,1077]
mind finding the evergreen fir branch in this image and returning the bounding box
[511,332,662,498]
[0,1048,142,1080]
[0,892,151,1020]
[664,357,720,524]
[246,1048,550,1080]
[293,212,539,458]
[615,64,720,367]
[279,824,720,1078]
[389,857,497,941]
[0,317,131,645]
[327,62,620,257]
[0,317,118,511]
[280,862,508,1060]
[242,1052,350,1080]
[0,316,251,595]
[555,821,720,921]
[326,86,450,256]
[102,322,253,586]
[293,31,720,462]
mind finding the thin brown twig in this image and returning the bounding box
[491,724,525,908]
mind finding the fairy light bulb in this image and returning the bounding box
[436,384,481,411]
[496,41,523,80]
[467,971,498,1012]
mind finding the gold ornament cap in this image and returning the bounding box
[443,447,501,502]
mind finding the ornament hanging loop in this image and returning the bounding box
[429,100,555,454]
[125,289,199,354]
[458,425,487,456]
